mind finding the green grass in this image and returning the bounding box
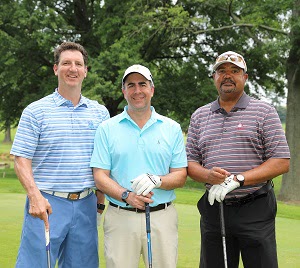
[0,168,300,268]
[1,191,300,268]
[0,128,15,154]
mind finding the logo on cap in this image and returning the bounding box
[213,51,247,72]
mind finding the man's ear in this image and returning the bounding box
[53,64,58,76]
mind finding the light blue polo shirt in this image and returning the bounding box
[11,89,110,192]
[90,106,187,207]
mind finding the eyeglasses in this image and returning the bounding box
[215,54,245,64]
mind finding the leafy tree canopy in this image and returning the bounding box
[0,0,293,132]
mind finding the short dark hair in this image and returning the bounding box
[54,41,88,65]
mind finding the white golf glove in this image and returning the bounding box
[208,175,239,206]
[131,173,162,196]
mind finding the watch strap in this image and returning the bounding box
[121,190,131,205]
[97,203,106,210]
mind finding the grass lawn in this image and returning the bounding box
[0,129,15,154]
[0,171,300,268]
[1,192,300,268]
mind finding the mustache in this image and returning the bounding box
[221,79,235,86]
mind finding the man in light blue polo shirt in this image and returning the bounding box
[90,64,187,268]
[11,42,109,268]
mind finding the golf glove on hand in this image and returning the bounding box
[131,173,162,196]
[208,175,239,205]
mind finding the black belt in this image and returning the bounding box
[109,201,171,213]
[224,181,273,206]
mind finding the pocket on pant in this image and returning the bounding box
[266,189,277,218]
[197,192,207,215]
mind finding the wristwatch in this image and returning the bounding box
[121,190,131,205]
[97,203,106,210]
[235,174,245,187]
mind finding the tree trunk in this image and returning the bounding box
[2,126,12,143]
[278,0,300,202]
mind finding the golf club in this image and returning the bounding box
[45,213,51,268]
[145,203,153,268]
[219,202,228,268]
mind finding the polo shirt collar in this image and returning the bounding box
[211,92,250,112]
[119,106,164,124]
[53,88,88,108]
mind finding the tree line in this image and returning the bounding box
[0,0,299,201]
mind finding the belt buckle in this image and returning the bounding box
[68,192,80,200]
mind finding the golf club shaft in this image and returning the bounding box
[145,203,153,268]
[219,202,228,268]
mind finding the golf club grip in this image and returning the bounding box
[219,202,226,237]
[45,229,50,250]
[45,213,51,268]
[145,203,151,233]
[45,213,50,251]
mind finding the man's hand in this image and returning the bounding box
[207,167,231,185]
[208,175,239,205]
[131,173,162,196]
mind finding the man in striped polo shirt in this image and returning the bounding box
[186,51,290,268]
[11,42,109,267]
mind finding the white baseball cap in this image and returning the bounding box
[213,51,247,72]
[122,64,154,86]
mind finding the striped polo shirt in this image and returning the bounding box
[186,92,290,198]
[11,89,110,192]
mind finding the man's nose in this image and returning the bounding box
[133,85,143,92]
[69,63,78,71]
[223,70,232,78]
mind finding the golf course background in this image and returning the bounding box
[1,130,299,267]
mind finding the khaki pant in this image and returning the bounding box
[103,203,178,268]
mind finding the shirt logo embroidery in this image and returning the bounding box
[88,121,95,129]
[237,123,244,130]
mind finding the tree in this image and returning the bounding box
[279,0,300,201]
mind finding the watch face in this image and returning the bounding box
[122,190,129,199]
[237,174,245,182]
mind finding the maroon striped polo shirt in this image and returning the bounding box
[186,92,290,198]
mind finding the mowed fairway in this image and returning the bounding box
[0,191,300,268]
